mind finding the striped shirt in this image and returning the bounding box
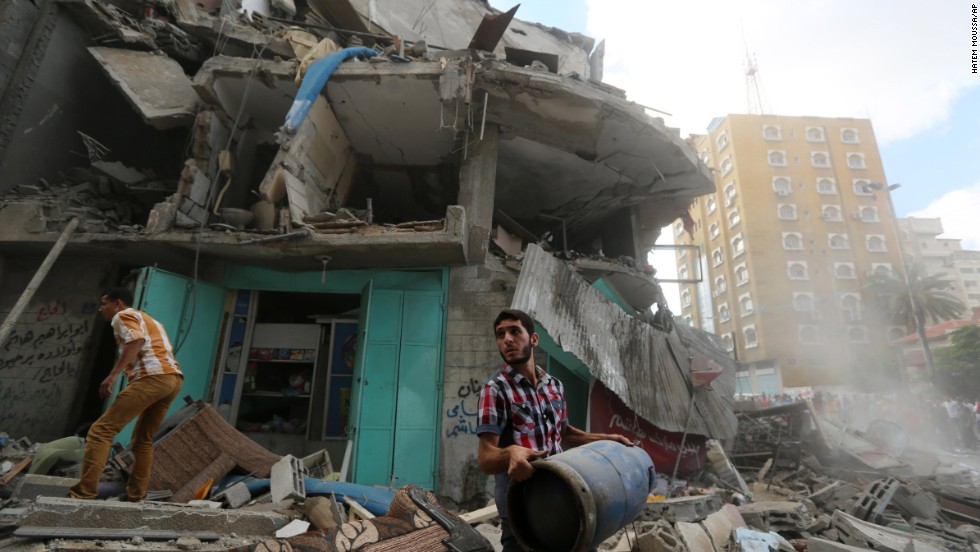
[476,364,568,455]
[111,308,182,381]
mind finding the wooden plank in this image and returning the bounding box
[343,497,375,520]
[0,457,31,485]
[14,527,220,541]
[458,504,498,525]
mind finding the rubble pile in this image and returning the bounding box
[2,398,979,550]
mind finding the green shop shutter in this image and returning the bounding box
[112,267,224,445]
[349,284,444,490]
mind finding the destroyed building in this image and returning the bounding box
[0,0,723,509]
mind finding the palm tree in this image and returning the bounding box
[871,262,965,386]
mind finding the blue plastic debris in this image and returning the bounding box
[282,47,378,135]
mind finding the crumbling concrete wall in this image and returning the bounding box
[0,255,106,440]
[439,258,516,509]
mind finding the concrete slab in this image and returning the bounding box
[11,474,76,501]
[807,537,873,552]
[639,491,724,523]
[21,497,290,536]
[701,504,746,549]
[87,47,198,129]
[675,521,714,552]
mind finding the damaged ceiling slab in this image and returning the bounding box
[344,0,596,77]
[88,47,199,129]
[512,244,738,440]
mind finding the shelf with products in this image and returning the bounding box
[234,323,322,436]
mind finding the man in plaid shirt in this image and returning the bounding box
[476,309,632,551]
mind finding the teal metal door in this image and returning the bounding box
[350,285,444,490]
[350,283,400,486]
[390,291,442,490]
[112,267,225,445]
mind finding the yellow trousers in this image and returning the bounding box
[70,373,182,500]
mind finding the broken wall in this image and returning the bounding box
[0,10,187,192]
[0,255,108,440]
[439,259,516,510]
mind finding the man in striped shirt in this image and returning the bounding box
[476,309,631,552]
[69,287,183,501]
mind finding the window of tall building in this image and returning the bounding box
[768,150,787,166]
[720,157,733,175]
[961,267,975,274]
[822,205,842,221]
[872,263,893,277]
[709,222,720,240]
[778,204,798,220]
[773,176,792,195]
[835,262,856,279]
[763,125,782,140]
[674,221,684,236]
[866,235,887,252]
[806,127,826,142]
[886,326,906,342]
[719,303,731,322]
[707,197,717,214]
[793,292,814,311]
[847,153,866,169]
[860,206,879,222]
[853,179,873,195]
[716,132,729,150]
[847,326,869,343]
[788,262,809,280]
[783,232,803,250]
[701,151,710,165]
[799,325,820,344]
[679,265,689,280]
[681,289,692,307]
[816,178,837,194]
[728,210,741,228]
[739,294,754,316]
[722,334,734,352]
[744,326,758,348]
[811,152,831,168]
[735,263,749,285]
[715,275,727,293]
[732,235,745,257]
[829,234,850,249]
[712,248,723,266]
[841,128,860,143]
[724,183,737,203]
[841,294,862,321]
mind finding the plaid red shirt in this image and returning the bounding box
[476,364,568,455]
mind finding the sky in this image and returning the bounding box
[492,0,980,303]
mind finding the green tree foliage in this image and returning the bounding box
[935,325,980,397]
[870,262,964,386]
[871,263,964,329]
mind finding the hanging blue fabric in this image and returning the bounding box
[282,46,379,135]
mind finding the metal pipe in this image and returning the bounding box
[0,218,80,349]
[238,227,311,245]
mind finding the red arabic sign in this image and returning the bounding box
[588,381,707,477]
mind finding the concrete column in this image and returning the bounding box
[457,124,498,265]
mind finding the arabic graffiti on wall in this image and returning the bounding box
[444,398,478,438]
[0,297,92,438]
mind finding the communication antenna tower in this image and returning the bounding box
[743,38,771,115]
